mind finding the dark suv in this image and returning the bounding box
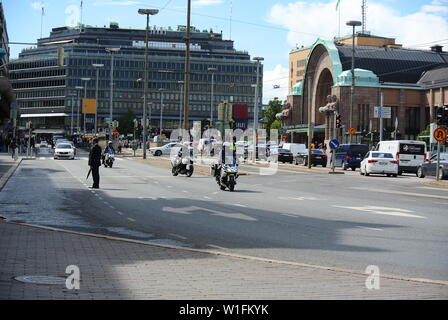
[334,144,369,171]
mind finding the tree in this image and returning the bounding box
[117,109,136,136]
[263,98,283,138]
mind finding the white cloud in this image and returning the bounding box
[263,64,289,104]
[31,2,44,10]
[267,0,448,49]
[192,0,223,7]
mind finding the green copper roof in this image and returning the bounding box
[305,39,344,80]
[334,68,380,87]
[290,81,303,96]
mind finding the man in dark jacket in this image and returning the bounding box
[88,138,102,189]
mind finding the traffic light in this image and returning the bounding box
[436,106,448,126]
[335,114,342,128]
[134,119,139,128]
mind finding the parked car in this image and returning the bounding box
[417,152,448,180]
[334,144,369,171]
[376,140,426,175]
[295,149,327,167]
[360,151,398,177]
[54,143,75,160]
[150,142,182,156]
[272,148,293,163]
[280,143,307,157]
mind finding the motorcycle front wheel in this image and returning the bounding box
[186,166,194,177]
[228,176,235,192]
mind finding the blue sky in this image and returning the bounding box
[3,0,448,102]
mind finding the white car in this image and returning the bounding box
[360,151,398,177]
[54,143,75,160]
[150,142,182,157]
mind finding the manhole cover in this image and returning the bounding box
[14,275,66,285]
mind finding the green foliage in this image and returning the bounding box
[117,109,136,135]
[263,98,282,131]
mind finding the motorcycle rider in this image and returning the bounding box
[102,141,115,165]
[216,137,237,178]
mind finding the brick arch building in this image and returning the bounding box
[282,35,448,147]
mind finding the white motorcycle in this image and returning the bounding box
[104,152,115,168]
[171,152,194,177]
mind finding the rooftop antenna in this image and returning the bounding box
[40,2,45,38]
[229,0,233,40]
[361,0,367,34]
[80,0,83,28]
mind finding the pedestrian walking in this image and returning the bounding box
[88,138,102,189]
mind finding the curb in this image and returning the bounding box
[2,219,447,287]
[0,158,22,192]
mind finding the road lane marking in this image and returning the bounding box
[417,186,448,192]
[117,211,124,216]
[357,226,383,231]
[332,205,426,219]
[234,203,247,208]
[127,217,136,222]
[163,206,257,221]
[350,187,448,200]
[278,196,319,201]
[169,233,187,240]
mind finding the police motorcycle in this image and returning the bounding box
[103,142,115,168]
[211,143,238,191]
[171,145,194,177]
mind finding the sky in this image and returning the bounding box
[2,0,448,103]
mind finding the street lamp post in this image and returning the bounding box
[208,67,217,127]
[138,8,159,159]
[68,92,76,136]
[346,20,362,144]
[106,47,120,138]
[75,86,84,134]
[92,63,104,135]
[178,80,184,130]
[252,56,264,162]
[159,88,165,136]
[81,78,91,134]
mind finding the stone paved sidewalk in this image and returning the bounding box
[0,220,447,300]
[0,154,21,191]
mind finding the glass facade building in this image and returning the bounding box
[9,24,263,133]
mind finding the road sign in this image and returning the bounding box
[348,127,356,135]
[433,127,447,143]
[112,129,119,136]
[374,106,391,119]
[329,139,340,150]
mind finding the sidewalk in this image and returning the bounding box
[0,153,21,191]
[0,220,447,300]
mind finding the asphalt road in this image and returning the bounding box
[1,150,447,283]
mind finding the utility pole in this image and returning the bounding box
[252,57,264,163]
[346,20,361,144]
[138,8,159,159]
[183,0,192,133]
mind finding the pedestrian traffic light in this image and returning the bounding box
[134,119,138,128]
[336,114,342,128]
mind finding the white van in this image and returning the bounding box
[280,143,307,156]
[375,140,426,175]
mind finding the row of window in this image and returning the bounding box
[67,58,257,74]
[9,59,58,71]
[9,69,66,80]
[67,68,257,84]
[12,79,65,89]
[19,100,65,108]
[15,89,65,99]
